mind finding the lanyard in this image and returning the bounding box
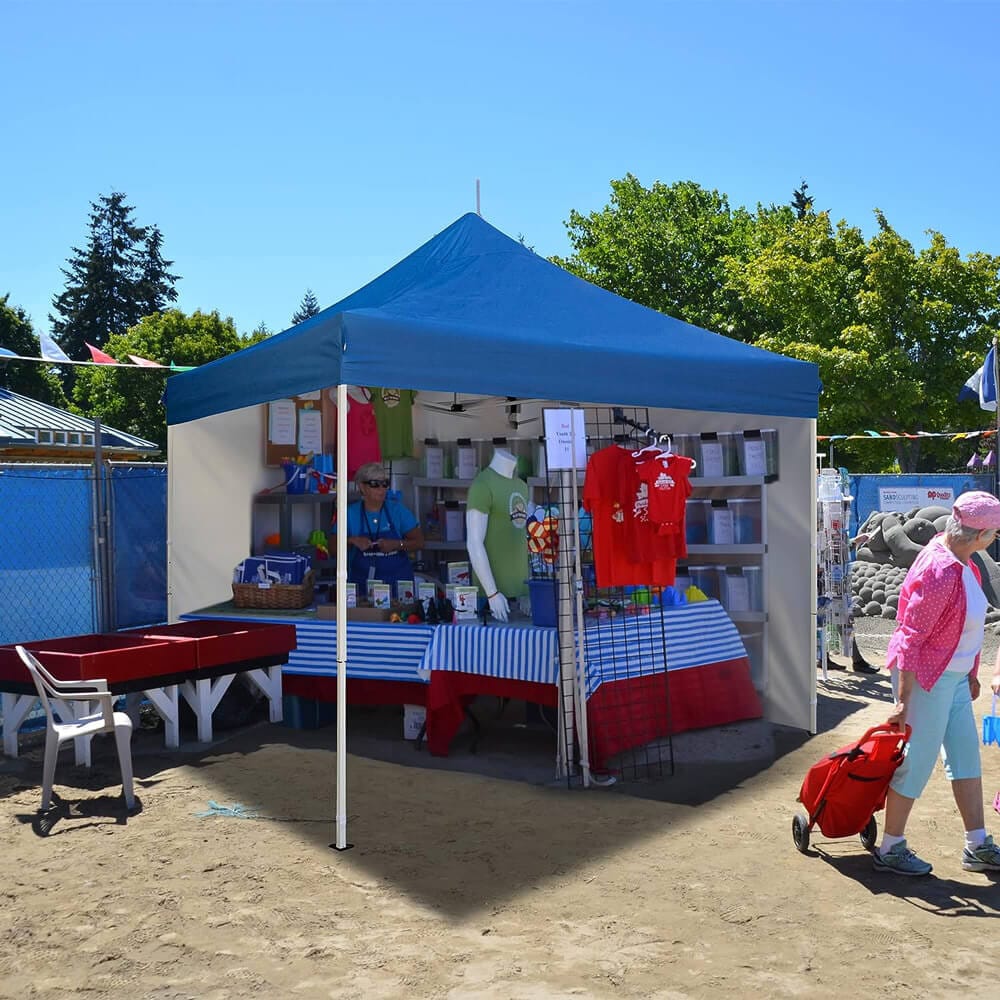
[360,503,397,544]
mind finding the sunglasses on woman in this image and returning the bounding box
[363,479,391,489]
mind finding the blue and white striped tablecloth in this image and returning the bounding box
[421,622,560,685]
[582,600,747,697]
[181,612,434,684]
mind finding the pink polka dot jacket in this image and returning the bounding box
[885,534,982,691]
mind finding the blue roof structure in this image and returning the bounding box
[165,213,820,425]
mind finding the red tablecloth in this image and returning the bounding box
[283,658,762,766]
[424,672,557,756]
[585,656,761,770]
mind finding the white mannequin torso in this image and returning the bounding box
[489,447,516,478]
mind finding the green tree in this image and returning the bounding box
[552,174,755,336]
[725,210,1000,470]
[0,296,69,407]
[291,288,321,326]
[50,192,180,361]
[71,309,246,452]
[247,321,272,344]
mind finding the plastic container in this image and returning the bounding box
[672,433,701,474]
[673,572,692,595]
[722,569,751,612]
[818,469,843,502]
[742,630,764,689]
[685,498,710,544]
[743,566,764,611]
[528,578,557,627]
[707,500,735,545]
[689,565,724,602]
[699,432,725,477]
[718,431,743,477]
[762,429,779,478]
[729,498,762,544]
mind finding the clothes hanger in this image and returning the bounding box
[630,428,661,458]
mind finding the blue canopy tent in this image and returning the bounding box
[165,213,818,425]
[165,213,820,849]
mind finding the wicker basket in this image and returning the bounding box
[232,570,315,610]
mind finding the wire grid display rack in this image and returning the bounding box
[534,405,675,785]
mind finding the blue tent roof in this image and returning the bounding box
[165,213,819,425]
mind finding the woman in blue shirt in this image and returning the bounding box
[339,462,424,597]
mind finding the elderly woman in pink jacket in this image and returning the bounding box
[877,491,1000,876]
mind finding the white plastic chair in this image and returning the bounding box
[15,645,136,811]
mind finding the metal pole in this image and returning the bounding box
[567,417,591,788]
[332,383,352,851]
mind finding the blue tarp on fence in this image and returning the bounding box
[846,473,996,537]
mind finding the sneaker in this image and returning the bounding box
[872,840,933,876]
[962,834,1000,872]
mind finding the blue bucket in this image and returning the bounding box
[528,578,557,627]
[984,694,1000,746]
[282,461,309,495]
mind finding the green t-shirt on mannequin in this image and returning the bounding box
[466,454,530,600]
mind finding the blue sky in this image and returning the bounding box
[3,0,999,344]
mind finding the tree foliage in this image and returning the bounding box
[0,296,68,407]
[291,288,321,326]
[552,175,753,336]
[555,176,1000,471]
[70,310,247,452]
[50,192,180,361]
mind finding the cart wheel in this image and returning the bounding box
[792,812,811,854]
[860,816,878,852]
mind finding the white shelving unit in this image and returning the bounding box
[678,474,769,691]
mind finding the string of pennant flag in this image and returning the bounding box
[818,428,997,442]
[0,342,194,371]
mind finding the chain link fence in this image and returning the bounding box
[0,461,167,734]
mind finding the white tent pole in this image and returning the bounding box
[332,382,351,850]
[567,415,592,788]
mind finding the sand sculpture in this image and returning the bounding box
[850,504,1000,627]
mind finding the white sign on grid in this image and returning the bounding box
[543,408,587,470]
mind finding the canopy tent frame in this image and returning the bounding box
[164,214,821,852]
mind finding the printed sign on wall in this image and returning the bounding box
[878,486,954,513]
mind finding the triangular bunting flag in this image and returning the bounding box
[86,342,117,364]
[39,330,71,363]
[128,354,164,367]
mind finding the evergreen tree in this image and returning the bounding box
[50,192,180,361]
[135,226,180,318]
[791,181,814,220]
[291,288,321,325]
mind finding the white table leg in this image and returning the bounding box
[180,675,235,744]
[2,692,40,758]
[243,665,284,723]
[141,685,180,748]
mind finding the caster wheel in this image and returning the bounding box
[860,816,878,852]
[792,812,811,854]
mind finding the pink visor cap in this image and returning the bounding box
[952,491,1000,530]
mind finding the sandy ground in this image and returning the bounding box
[4,640,1000,999]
